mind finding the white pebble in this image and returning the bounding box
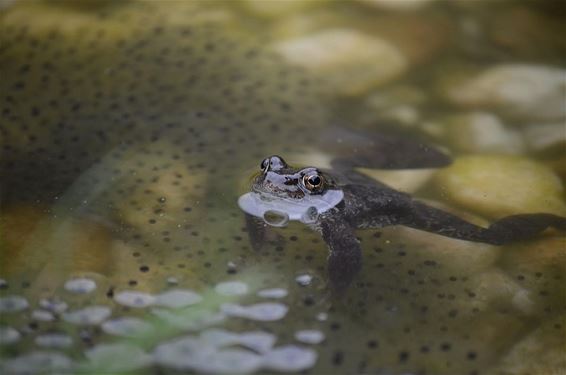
[257,288,288,299]
[295,330,325,344]
[63,306,111,325]
[0,295,29,313]
[263,345,318,372]
[1,351,72,374]
[155,289,202,308]
[191,349,263,374]
[101,317,154,338]
[114,291,155,308]
[35,333,73,348]
[152,308,226,330]
[64,278,97,294]
[31,309,55,322]
[39,297,68,314]
[295,274,313,286]
[0,326,21,345]
[316,312,328,321]
[221,302,288,321]
[84,343,152,372]
[215,281,249,296]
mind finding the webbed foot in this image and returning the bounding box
[323,127,451,171]
[320,216,362,292]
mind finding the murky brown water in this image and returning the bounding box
[1,1,565,374]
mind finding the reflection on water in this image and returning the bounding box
[0,0,565,374]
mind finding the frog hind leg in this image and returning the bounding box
[402,201,566,245]
[320,216,362,291]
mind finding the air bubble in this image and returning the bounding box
[301,206,319,224]
[263,210,289,227]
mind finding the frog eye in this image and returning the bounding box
[260,158,270,172]
[303,173,324,191]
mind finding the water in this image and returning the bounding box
[1,1,565,374]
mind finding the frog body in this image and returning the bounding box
[239,155,566,290]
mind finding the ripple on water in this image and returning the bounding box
[257,288,288,299]
[1,351,72,374]
[215,281,249,296]
[0,326,21,345]
[101,317,154,338]
[64,278,97,294]
[220,302,288,321]
[62,306,112,325]
[0,296,29,313]
[35,333,73,349]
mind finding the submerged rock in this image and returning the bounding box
[446,64,566,121]
[435,155,566,218]
[273,28,407,96]
[443,112,525,154]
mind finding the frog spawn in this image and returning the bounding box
[0,2,563,375]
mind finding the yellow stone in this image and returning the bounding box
[435,155,566,218]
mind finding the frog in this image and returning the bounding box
[239,154,566,291]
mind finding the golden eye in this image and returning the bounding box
[260,158,270,172]
[303,173,323,191]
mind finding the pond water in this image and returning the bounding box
[0,1,565,374]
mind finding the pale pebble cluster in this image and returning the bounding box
[153,329,317,373]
